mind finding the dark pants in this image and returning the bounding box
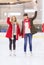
[24,33,32,52]
[9,35,16,50]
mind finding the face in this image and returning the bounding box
[24,16,28,20]
[12,16,16,22]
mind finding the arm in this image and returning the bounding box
[16,23,20,40]
[21,21,24,37]
[7,17,11,25]
[21,21,24,34]
[42,24,44,32]
[30,11,37,20]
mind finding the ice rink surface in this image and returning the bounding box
[0,32,44,65]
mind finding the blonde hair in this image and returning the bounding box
[11,16,17,22]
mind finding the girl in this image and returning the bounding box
[6,16,20,56]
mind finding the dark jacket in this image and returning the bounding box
[21,11,37,36]
[30,11,37,34]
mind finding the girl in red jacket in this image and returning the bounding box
[42,24,44,32]
[6,16,20,56]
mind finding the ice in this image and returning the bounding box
[0,32,44,65]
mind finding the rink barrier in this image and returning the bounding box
[0,36,44,38]
[0,33,44,38]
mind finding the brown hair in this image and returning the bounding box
[23,13,28,16]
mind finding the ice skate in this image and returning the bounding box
[9,50,12,56]
[13,50,16,56]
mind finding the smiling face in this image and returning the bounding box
[12,16,17,22]
[24,16,28,20]
[11,16,17,23]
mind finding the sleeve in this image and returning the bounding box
[42,24,44,32]
[7,17,11,25]
[16,23,20,40]
[21,21,24,34]
[30,11,37,20]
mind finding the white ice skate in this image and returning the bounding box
[24,52,27,56]
[9,50,12,56]
[13,50,16,56]
[30,51,32,56]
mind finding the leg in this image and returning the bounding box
[9,38,12,50]
[24,34,27,52]
[13,35,16,50]
[29,33,32,52]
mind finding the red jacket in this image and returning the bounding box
[21,18,31,38]
[42,24,44,32]
[6,17,20,40]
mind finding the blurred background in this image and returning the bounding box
[0,0,42,32]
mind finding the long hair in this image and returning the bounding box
[11,16,17,22]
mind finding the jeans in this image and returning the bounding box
[24,33,32,52]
